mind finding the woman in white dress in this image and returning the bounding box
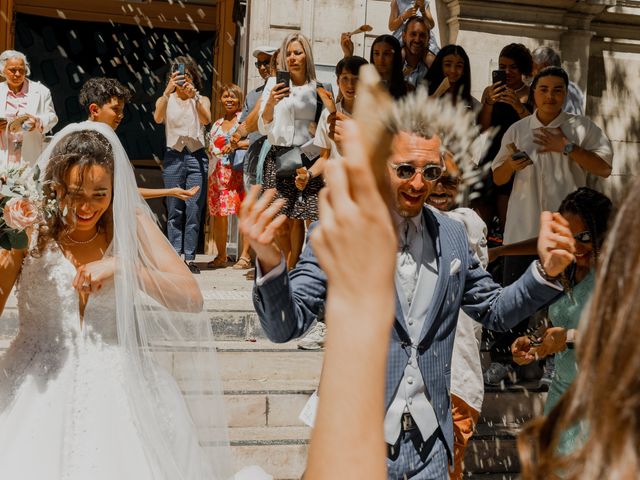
[0,122,266,479]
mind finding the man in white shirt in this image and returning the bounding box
[531,46,585,116]
[485,67,612,385]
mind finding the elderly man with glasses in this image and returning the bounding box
[240,88,576,479]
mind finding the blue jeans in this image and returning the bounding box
[162,147,208,261]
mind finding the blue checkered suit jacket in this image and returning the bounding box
[253,206,561,456]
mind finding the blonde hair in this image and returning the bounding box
[278,33,316,83]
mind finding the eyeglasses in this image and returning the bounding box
[573,231,592,244]
[388,162,443,181]
[255,60,270,68]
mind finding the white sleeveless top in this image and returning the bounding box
[165,93,205,152]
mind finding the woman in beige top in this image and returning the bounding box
[153,56,211,274]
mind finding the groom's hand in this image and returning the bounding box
[537,211,575,278]
[239,186,286,275]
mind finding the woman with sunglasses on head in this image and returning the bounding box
[258,33,327,270]
[511,187,612,454]
[153,56,211,274]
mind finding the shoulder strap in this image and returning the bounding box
[314,82,324,124]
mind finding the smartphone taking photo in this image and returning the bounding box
[492,69,507,85]
[174,63,186,86]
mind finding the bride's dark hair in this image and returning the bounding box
[37,130,115,251]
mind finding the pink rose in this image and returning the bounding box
[3,198,39,231]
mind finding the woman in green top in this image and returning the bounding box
[511,187,612,412]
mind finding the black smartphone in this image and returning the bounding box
[276,70,291,87]
[175,63,186,86]
[492,69,507,85]
[511,151,531,162]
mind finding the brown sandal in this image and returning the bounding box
[232,257,252,270]
[207,256,228,269]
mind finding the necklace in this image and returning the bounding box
[64,230,100,245]
[514,83,527,94]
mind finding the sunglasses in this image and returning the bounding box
[388,162,443,181]
[255,60,270,68]
[437,174,460,189]
[573,231,592,244]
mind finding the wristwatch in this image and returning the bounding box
[566,329,576,350]
[563,142,576,156]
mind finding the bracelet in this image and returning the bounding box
[194,93,201,104]
[307,170,314,182]
[535,260,559,282]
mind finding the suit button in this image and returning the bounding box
[408,397,413,405]
[407,376,414,385]
[408,320,414,326]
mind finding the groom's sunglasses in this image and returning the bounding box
[388,162,444,181]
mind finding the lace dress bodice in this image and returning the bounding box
[17,244,117,342]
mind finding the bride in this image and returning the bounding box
[0,122,267,479]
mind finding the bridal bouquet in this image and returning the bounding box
[0,164,54,250]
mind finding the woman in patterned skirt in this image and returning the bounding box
[207,83,249,268]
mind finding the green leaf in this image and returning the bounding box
[7,229,28,250]
[0,232,11,251]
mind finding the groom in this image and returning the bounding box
[241,103,574,479]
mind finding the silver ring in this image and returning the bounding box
[82,281,91,289]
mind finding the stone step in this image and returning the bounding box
[200,423,523,479]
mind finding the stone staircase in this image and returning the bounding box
[0,259,546,479]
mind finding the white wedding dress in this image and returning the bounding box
[0,244,222,479]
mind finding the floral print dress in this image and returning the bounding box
[207,113,245,216]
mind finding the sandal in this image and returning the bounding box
[207,256,228,269]
[233,257,252,270]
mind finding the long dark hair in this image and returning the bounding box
[558,187,612,265]
[518,179,639,480]
[38,130,114,251]
[425,44,472,107]
[370,35,407,99]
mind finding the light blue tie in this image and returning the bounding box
[397,220,418,306]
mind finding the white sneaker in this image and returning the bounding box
[297,322,326,350]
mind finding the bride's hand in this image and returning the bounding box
[73,258,116,294]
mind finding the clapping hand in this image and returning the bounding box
[537,211,576,278]
[511,336,535,365]
[239,188,287,273]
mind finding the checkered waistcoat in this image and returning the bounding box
[253,207,561,457]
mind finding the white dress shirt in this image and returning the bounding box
[258,77,317,147]
[313,101,344,161]
[491,110,613,245]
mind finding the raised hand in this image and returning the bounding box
[537,211,576,278]
[311,119,396,314]
[340,33,355,57]
[171,185,200,201]
[238,187,287,273]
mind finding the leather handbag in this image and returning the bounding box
[275,146,305,178]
